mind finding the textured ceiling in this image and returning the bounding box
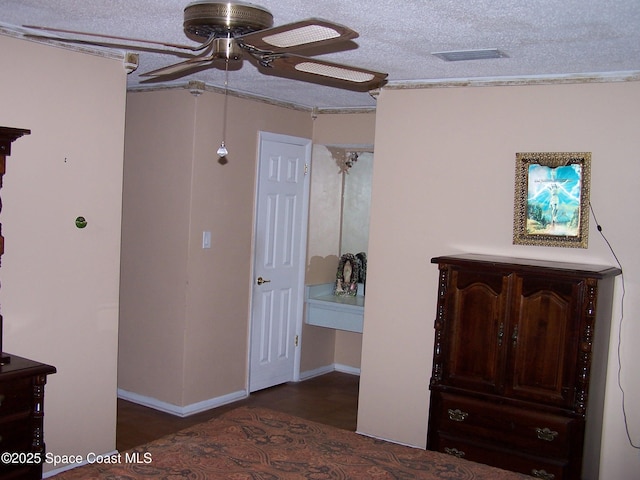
[1,0,639,110]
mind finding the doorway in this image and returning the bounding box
[249,132,312,392]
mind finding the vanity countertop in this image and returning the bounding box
[304,283,364,333]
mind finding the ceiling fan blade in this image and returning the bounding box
[140,36,236,78]
[140,56,216,78]
[238,18,358,53]
[23,25,204,51]
[261,54,387,91]
[22,32,196,58]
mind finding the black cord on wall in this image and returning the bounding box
[589,202,640,450]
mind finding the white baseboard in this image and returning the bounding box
[118,364,359,416]
[43,450,119,478]
[334,363,361,376]
[299,364,335,380]
[299,363,360,380]
[117,388,248,417]
[355,431,421,449]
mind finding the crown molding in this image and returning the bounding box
[0,23,125,62]
[383,71,640,90]
[127,81,378,114]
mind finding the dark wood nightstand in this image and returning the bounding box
[0,355,56,480]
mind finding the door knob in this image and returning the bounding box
[256,276,271,285]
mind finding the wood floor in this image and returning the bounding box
[116,371,360,452]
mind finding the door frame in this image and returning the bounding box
[247,131,312,390]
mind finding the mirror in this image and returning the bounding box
[335,149,373,297]
[338,150,373,255]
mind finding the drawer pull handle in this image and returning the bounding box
[497,322,505,346]
[447,408,469,422]
[444,447,465,458]
[535,427,558,442]
[532,469,555,479]
[512,324,519,347]
[0,394,4,406]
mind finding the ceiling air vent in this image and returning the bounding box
[432,48,507,62]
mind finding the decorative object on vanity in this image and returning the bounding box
[356,251,367,294]
[0,126,31,365]
[427,254,621,480]
[513,152,590,248]
[334,252,367,297]
[334,253,360,296]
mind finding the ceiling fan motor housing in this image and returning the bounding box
[183,1,274,41]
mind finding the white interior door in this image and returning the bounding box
[249,132,311,392]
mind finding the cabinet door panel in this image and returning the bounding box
[443,269,508,393]
[507,275,581,407]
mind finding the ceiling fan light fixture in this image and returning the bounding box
[214,37,243,60]
[183,1,274,41]
[294,62,375,83]
[262,25,340,48]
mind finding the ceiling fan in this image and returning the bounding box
[24,1,388,92]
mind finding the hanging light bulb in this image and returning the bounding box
[217,48,230,158]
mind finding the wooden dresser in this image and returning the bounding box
[0,127,57,479]
[0,355,56,480]
[427,254,621,480]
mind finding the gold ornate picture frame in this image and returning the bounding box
[513,152,591,248]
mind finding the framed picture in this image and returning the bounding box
[513,152,591,248]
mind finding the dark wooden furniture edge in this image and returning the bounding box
[0,353,57,378]
[431,253,622,278]
[0,127,31,158]
[0,126,31,365]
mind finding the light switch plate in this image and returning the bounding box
[202,231,211,249]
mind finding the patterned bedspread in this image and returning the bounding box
[51,406,530,479]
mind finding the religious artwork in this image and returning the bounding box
[513,152,591,248]
[334,253,366,296]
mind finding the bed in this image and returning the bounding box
[50,406,530,479]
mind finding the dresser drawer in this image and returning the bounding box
[432,431,568,480]
[0,417,33,451]
[432,392,579,457]
[0,355,55,480]
[0,418,35,479]
[0,378,33,418]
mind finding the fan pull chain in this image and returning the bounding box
[217,56,230,158]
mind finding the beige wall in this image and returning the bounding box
[358,81,640,478]
[118,88,314,408]
[118,90,195,405]
[0,34,126,472]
